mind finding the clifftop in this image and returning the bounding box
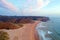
[0,16,49,29]
[0,16,49,22]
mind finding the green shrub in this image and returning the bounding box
[0,31,9,40]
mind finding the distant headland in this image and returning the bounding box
[0,15,49,29]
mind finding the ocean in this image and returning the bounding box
[36,17,60,40]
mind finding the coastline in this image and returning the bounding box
[1,21,40,40]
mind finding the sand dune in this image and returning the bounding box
[2,21,40,40]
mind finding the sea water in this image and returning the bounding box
[36,17,60,40]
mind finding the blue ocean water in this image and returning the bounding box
[36,17,60,40]
[48,17,60,40]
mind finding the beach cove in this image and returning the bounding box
[0,21,40,40]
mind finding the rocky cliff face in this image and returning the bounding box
[0,16,49,29]
[0,16,49,22]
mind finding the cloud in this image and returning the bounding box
[0,0,19,13]
[32,0,50,11]
[21,0,51,12]
[0,0,51,14]
[37,0,50,8]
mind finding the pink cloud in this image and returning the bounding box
[0,0,19,13]
[37,0,50,7]
[0,0,50,13]
[22,0,50,12]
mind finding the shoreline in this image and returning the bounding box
[0,21,40,40]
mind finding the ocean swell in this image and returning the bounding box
[36,21,52,40]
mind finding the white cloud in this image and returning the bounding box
[21,0,51,13]
[0,0,51,15]
[0,0,19,13]
[32,0,51,11]
[0,0,51,13]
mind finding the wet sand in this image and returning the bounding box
[3,21,40,40]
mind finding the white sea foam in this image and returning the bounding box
[48,31,52,34]
[36,22,52,40]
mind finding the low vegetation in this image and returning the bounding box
[0,21,23,29]
[0,31,9,40]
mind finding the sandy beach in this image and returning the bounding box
[3,21,40,40]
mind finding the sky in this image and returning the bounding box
[0,0,60,16]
